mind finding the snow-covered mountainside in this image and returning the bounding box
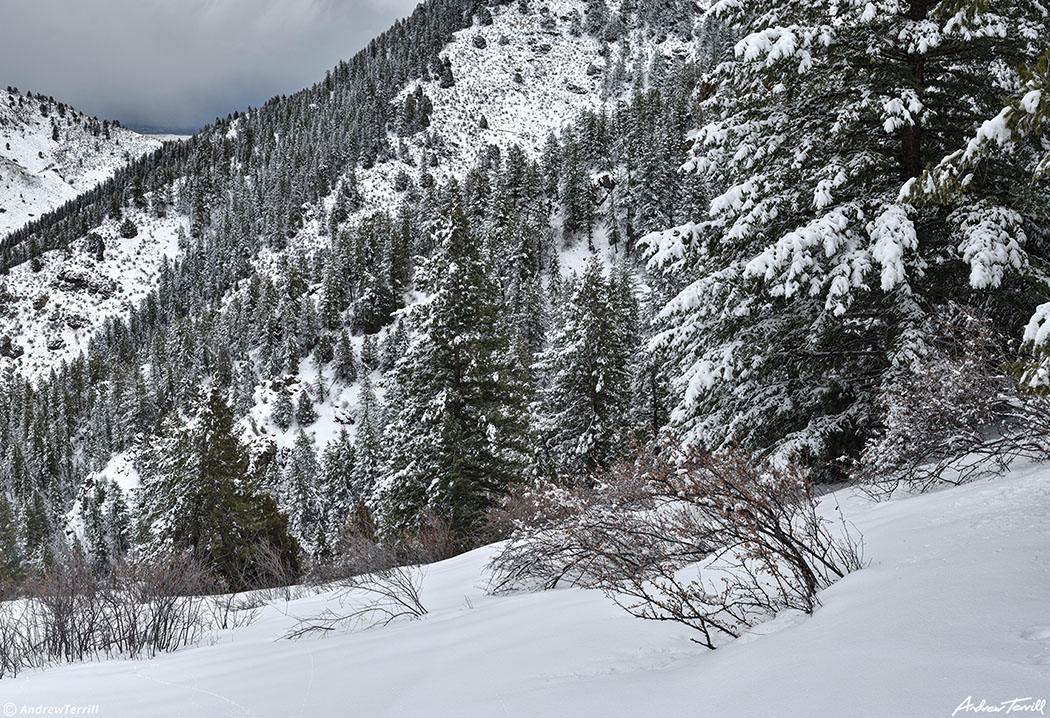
[0,0,688,390]
[6,467,1047,718]
[0,0,680,384]
[0,209,186,376]
[0,89,164,238]
[1,1,1048,714]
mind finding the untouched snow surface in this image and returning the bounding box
[4,465,1049,717]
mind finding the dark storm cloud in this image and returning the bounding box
[0,0,419,133]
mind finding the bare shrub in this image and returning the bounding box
[857,307,1050,499]
[0,548,262,678]
[401,510,457,565]
[98,553,217,659]
[485,463,654,593]
[487,448,864,649]
[308,504,453,587]
[238,540,306,603]
[284,565,427,640]
[307,501,399,585]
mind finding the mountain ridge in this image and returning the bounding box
[0,88,164,239]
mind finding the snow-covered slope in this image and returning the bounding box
[0,209,187,376]
[0,89,164,238]
[5,467,1047,717]
[0,1,679,385]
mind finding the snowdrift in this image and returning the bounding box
[3,466,1048,717]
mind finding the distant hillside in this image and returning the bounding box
[0,88,164,238]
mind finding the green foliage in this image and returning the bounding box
[140,388,299,589]
[538,256,639,476]
[272,388,294,431]
[376,199,534,547]
[645,0,1050,471]
[0,493,24,588]
[119,218,138,239]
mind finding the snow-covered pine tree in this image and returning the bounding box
[360,333,380,370]
[282,431,324,552]
[0,493,24,587]
[22,490,53,569]
[272,387,294,431]
[321,429,357,530]
[375,198,533,546]
[295,390,318,426]
[909,45,1050,392]
[139,388,298,587]
[645,0,1050,473]
[102,483,131,565]
[334,330,358,383]
[83,481,110,570]
[351,374,383,502]
[537,255,638,476]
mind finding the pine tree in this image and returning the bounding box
[119,218,138,239]
[83,482,110,570]
[381,320,409,371]
[295,389,318,426]
[140,388,299,587]
[354,373,384,499]
[375,199,533,546]
[23,491,53,569]
[360,333,380,371]
[103,484,131,565]
[272,387,294,431]
[0,493,23,587]
[334,330,358,383]
[282,431,324,551]
[538,256,636,476]
[644,0,1050,471]
[321,429,357,529]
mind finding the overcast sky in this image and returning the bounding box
[0,0,419,134]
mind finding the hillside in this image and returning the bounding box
[5,466,1048,718]
[0,0,693,380]
[0,89,164,238]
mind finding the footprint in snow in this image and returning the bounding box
[1021,626,1050,664]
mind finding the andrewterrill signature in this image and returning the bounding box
[953,696,1047,716]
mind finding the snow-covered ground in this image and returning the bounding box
[4,466,1047,717]
[0,209,187,377]
[0,90,166,238]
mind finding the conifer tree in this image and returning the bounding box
[375,199,533,546]
[645,0,1050,470]
[538,256,637,476]
[140,388,298,587]
[295,389,318,426]
[103,483,131,565]
[334,330,358,383]
[23,491,53,569]
[360,334,380,371]
[272,388,294,431]
[321,429,357,529]
[354,373,384,499]
[0,493,23,587]
[282,431,324,551]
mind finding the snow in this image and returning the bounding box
[952,203,1027,289]
[0,209,187,377]
[242,358,386,454]
[91,452,143,496]
[869,203,917,291]
[0,90,163,238]
[5,465,1049,717]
